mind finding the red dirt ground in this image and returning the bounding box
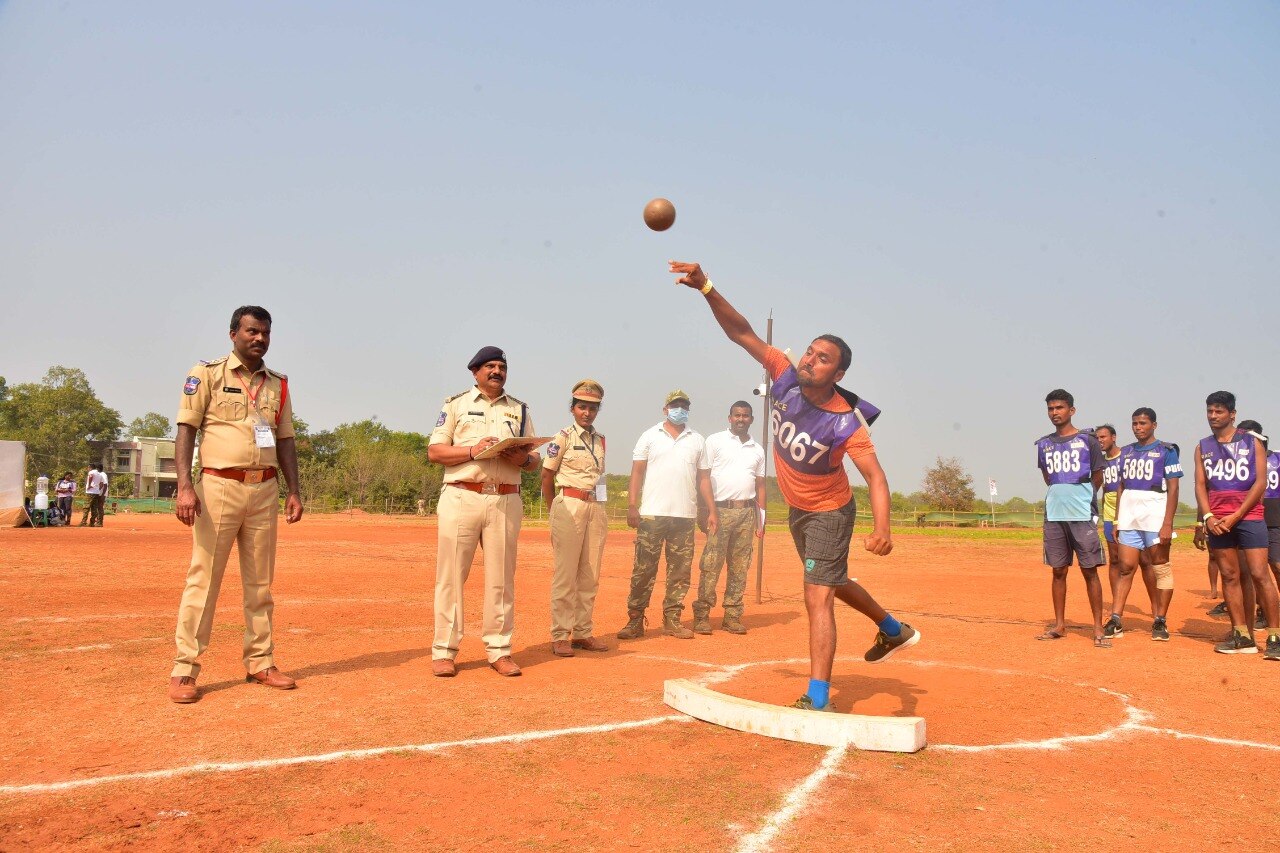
[1,515,1276,851]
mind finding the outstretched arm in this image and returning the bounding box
[669,261,769,365]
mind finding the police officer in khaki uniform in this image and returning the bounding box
[428,346,540,678]
[168,305,304,704]
[540,380,610,658]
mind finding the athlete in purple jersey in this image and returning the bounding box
[1106,408,1181,642]
[1193,393,1278,657]
[1095,425,1129,613]
[1035,390,1108,647]
[1233,420,1280,655]
[1264,442,1280,649]
[668,260,918,713]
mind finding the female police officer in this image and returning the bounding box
[541,380,610,657]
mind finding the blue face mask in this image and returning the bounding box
[666,407,689,426]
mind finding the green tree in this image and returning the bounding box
[126,412,172,438]
[0,366,122,481]
[920,456,976,511]
[305,418,443,511]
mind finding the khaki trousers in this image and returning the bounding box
[549,495,607,640]
[172,475,279,678]
[434,486,522,663]
[694,506,756,620]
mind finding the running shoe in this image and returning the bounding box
[864,624,921,663]
[1214,632,1258,655]
[1255,609,1267,631]
[1102,615,1123,639]
[791,695,835,712]
[1151,618,1170,642]
[1264,637,1280,662]
[1208,601,1229,617]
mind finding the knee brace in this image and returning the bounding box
[1153,562,1174,591]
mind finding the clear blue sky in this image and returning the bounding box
[2,1,1277,500]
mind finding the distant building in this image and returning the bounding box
[90,436,179,498]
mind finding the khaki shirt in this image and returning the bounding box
[429,386,536,486]
[176,352,295,470]
[543,423,605,490]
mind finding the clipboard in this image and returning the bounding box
[471,436,553,461]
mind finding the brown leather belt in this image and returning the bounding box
[203,467,277,484]
[715,499,755,509]
[560,487,598,501]
[449,481,520,495]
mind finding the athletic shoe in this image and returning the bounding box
[1264,637,1280,662]
[1214,632,1258,655]
[1151,619,1170,642]
[790,695,834,712]
[1103,616,1123,639]
[1208,601,1229,617]
[864,623,920,663]
[1255,609,1267,631]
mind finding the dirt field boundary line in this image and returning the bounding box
[733,743,850,853]
[0,714,690,797]
[1139,726,1280,752]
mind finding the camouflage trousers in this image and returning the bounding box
[626,516,696,617]
[694,507,756,620]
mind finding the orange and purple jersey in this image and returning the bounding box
[764,347,876,513]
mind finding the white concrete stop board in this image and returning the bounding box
[663,679,926,753]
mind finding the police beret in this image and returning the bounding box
[571,379,604,402]
[467,346,507,371]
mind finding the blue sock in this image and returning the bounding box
[807,679,830,709]
[878,614,902,637]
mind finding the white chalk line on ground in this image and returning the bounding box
[0,715,690,796]
[651,654,1280,754]
[646,653,1280,853]
[733,744,849,853]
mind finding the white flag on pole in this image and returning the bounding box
[988,478,998,497]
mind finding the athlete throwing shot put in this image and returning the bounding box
[668,261,919,712]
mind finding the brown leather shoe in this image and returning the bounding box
[432,658,457,678]
[490,655,522,677]
[245,666,297,690]
[169,675,198,704]
[571,636,608,652]
[551,640,575,657]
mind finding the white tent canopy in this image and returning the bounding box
[0,440,29,527]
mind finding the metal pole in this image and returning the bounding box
[755,313,773,604]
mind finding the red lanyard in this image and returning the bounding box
[234,368,266,410]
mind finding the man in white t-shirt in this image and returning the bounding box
[84,464,109,527]
[618,390,717,640]
[693,401,766,635]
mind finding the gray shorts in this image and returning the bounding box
[788,498,856,587]
[1043,520,1104,569]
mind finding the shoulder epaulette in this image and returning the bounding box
[444,391,468,403]
[200,356,227,367]
[504,393,525,406]
[266,367,287,380]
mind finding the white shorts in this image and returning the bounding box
[1116,490,1167,533]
